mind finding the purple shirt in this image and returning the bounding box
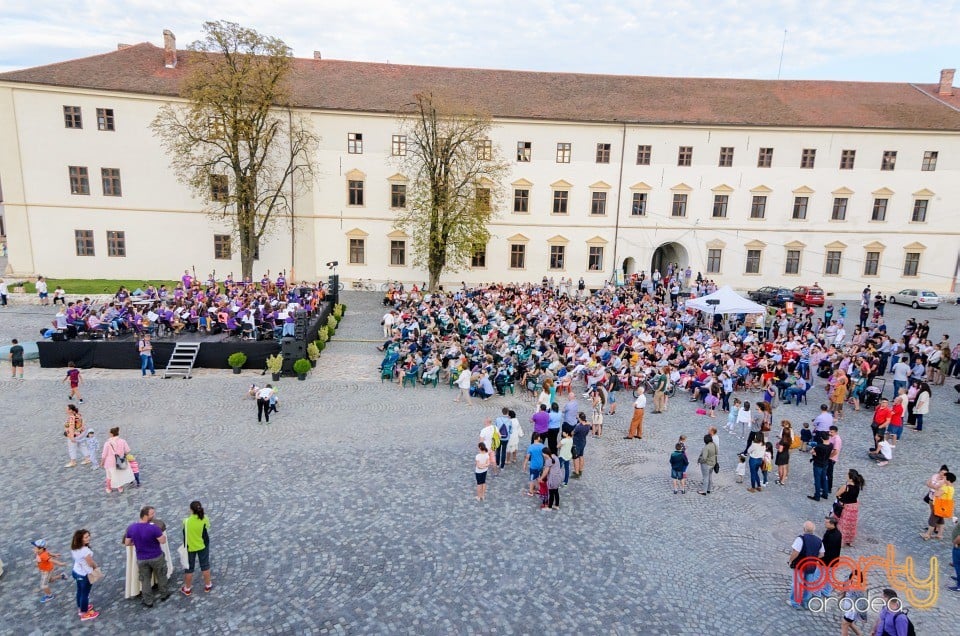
[125,522,163,561]
[531,410,550,434]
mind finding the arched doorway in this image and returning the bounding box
[651,242,689,276]
[622,257,636,277]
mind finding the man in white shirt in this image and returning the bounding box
[891,356,910,399]
[381,310,396,338]
[626,392,646,439]
[256,385,276,423]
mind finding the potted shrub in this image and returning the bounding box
[307,342,319,367]
[227,352,247,374]
[317,326,329,344]
[327,314,338,334]
[315,339,326,355]
[334,303,345,319]
[265,354,283,381]
[293,358,311,381]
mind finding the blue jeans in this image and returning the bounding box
[892,379,905,399]
[748,457,762,488]
[559,457,570,485]
[790,567,822,608]
[72,571,91,612]
[813,464,828,499]
[953,547,960,583]
[495,443,508,469]
[915,413,924,431]
[140,354,155,376]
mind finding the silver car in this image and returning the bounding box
[888,289,941,309]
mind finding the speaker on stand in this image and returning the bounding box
[281,337,307,374]
[327,274,339,305]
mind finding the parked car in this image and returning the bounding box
[792,285,825,307]
[888,289,941,309]
[748,286,794,306]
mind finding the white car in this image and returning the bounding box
[888,289,940,309]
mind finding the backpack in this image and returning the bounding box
[497,417,510,441]
[883,611,915,636]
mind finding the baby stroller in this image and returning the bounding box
[863,377,885,408]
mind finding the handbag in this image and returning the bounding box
[933,497,954,518]
[832,499,845,518]
[87,567,104,584]
[713,461,720,474]
[115,454,129,470]
[177,545,190,570]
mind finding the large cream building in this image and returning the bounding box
[1,33,959,294]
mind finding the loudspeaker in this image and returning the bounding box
[327,275,339,304]
[281,337,306,373]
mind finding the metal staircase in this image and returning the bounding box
[163,342,201,379]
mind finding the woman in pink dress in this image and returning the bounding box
[99,427,133,494]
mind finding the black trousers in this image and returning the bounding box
[257,398,270,422]
[546,428,560,453]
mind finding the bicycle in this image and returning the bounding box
[350,279,377,291]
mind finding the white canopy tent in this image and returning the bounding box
[685,285,766,315]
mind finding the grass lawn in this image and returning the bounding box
[17,279,179,295]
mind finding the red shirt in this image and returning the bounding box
[873,406,891,425]
[889,404,904,426]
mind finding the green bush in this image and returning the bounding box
[315,339,326,352]
[317,326,329,343]
[334,303,345,319]
[227,352,247,369]
[265,354,283,373]
[327,315,338,332]
[307,342,319,361]
[293,358,311,375]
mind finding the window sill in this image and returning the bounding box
[743,272,761,276]
[791,217,807,221]
[748,217,766,221]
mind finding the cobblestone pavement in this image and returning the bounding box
[0,291,958,635]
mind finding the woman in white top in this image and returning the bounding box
[913,382,931,432]
[735,401,753,439]
[71,529,99,621]
[746,432,766,493]
[454,367,473,406]
[506,410,522,464]
[474,442,490,501]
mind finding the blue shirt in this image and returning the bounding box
[562,400,579,426]
[548,411,563,430]
[527,443,545,470]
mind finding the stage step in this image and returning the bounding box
[163,342,201,379]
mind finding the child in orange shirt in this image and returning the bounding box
[33,539,67,603]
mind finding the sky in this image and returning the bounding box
[1,0,958,83]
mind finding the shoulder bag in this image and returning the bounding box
[87,567,104,584]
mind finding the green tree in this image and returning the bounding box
[394,92,508,290]
[151,21,317,279]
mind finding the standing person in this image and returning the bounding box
[870,589,913,636]
[891,356,910,399]
[571,413,592,479]
[70,529,99,621]
[697,433,717,495]
[100,427,134,494]
[181,501,213,595]
[745,432,765,493]
[256,384,275,424]
[670,442,689,494]
[557,429,573,486]
[494,408,512,470]
[123,506,170,607]
[826,426,842,492]
[33,539,68,603]
[652,366,669,414]
[835,469,865,547]
[138,334,155,377]
[474,442,490,502]
[808,433,832,501]
[543,446,563,510]
[912,382,930,432]
[820,515,843,597]
[0,278,8,307]
[9,338,24,379]
[951,517,960,593]
[530,404,549,444]
[547,402,563,452]
[788,521,824,610]
[63,404,90,468]
[454,366,473,405]
[505,410,522,465]
[921,472,956,541]
[62,362,83,403]
[775,426,791,486]
[626,390,646,440]
[522,434,545,496]
[735,401,752,439]
[36,276,49,305]
[562,392,579,428]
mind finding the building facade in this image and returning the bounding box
[1,34,959,294]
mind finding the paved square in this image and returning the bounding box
[1,290,958,634]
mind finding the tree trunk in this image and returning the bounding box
[428,268,441,292]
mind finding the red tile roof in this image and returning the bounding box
[2,43,959,131]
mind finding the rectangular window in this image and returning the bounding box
[921,150,938,171]
[106,230,125,257]
[671,193,687,217]
[348,180,364,206]
[785,249,801,275]
[68,166,89,195]
[556,142,571,163]
[591,191,607,215]
[74,229,94,256]
[871,198,887,221]
[911,199,928,222]
[549,245,565,270]
[757,147,773,168]
[513,188,529,213]
[63,105,82,129]
[595,143,611,164]
[864,251,880,276]
[881,150,897,171]
[210,174,229,202]
[677,146,693,167]
[903,252,920,277]
[96,108,114,131]
[552,190,568,215]
[801,148,816,169]
[390,183,407,209]
[510,244,526,269]
[348,238,365,264]
[101,168,121,196]
[471,246,486,268]
[825,250,842,275]
[516,141,531,162]
[718,146,734,167]
[831,197,848,221]
[214,234,231,260]
[745,249,761,274]
[712,194,728,218]
[707,249,722,273]
[750,195,767,219]
[347,132,363,154]
[476,139,492,161]
[476,187,491,211]
[636,145,651,165]
[840,149,855,170]
[390,240,406,266]
[588,246,604,271]
[631,192,647,216]
[391,134,407,156]
[792,196,808,219]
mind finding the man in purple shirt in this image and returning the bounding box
[123,506,170,607]
[871,589,911,636]
[530,404,550,442]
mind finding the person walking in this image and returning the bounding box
[100,427,134,494]
[256,384,275,424]
[835,469,865,546]
[70,529,99,621]
[454,367,473,405]
[138,334,155,377]
[33,539,68,603]
[921,471,956,541]
[123,506,170,608]
[626,390,645,440]
[63,404,91,468]
[9,338,24,379]
[670,442,689,494]
[180,501,213,595]
[697,433,717,495]
[62,362,84,403]
[774,426,791,486]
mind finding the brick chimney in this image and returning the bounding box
[940,68,955,96]
[163,29,177,69]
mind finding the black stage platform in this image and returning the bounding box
[38,302,333,370]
